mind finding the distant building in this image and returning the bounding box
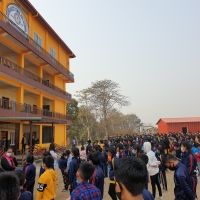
[0,0,75,152]
[156,117,200,134]
[140,124,158,134]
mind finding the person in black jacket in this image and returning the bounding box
[1,147,18,171]
[174,143,182,159]
[58,152,68,192]
[163,135,170,154]
[21,134,27,154]
[23,155,36,195]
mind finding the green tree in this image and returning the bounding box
[66,99,79,145]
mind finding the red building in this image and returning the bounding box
[156,117,200,134]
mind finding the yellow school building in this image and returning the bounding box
[0,0,75,153]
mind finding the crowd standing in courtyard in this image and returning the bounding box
[0,132,200,200]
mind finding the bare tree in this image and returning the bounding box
[75,90,96,139]
[78,106,96,140]
[87,79,130,138]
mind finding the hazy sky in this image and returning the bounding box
[30,0,200,125]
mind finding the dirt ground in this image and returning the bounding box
[33,164,200,200]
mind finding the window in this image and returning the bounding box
[10,132,15,145]
[34,32,42,51]
[42,126,54,144]
[50,47,56,61]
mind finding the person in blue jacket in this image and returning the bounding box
[68,147,80,194]
[58,152,68,192]
[99,147,107,176]
[181,141,197,197]
[86,140,92,156]
[89,152,104,198]
[163,154,197,200]
[23,155,36,195]
[114,157,154,200]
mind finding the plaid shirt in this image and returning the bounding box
[70,181,102,200]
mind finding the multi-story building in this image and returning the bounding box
[0,0,75,153]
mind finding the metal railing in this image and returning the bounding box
[0,146,4,158]
[0,11,74,80]
[0,56,72,99]
[0,98,72,121]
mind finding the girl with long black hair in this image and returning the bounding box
[108,146,118,200]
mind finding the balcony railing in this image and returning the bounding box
[0,56,72,99]
[0,11,74,80]
[0,98,72,121]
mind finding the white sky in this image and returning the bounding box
[29,0,200,125]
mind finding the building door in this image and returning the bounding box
[43,105,50,117]
[182,127,187,134]
[1,131,8,150]
[2,97,9,109]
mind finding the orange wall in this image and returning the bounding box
[0,1,70,70]
[0,0,70,148]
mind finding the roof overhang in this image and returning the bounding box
[0,117,70,124]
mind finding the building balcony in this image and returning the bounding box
[0,56,72,102]
[0,98,72,125]
[0,11,74,83]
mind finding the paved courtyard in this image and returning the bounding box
[33,164,200,200]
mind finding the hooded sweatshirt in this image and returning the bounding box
[36,169,57,200]
[144,142,160,176]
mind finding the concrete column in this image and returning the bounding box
[37,66,43,83]
[52,99,55,112]
[18,53,24,68]
[37,93,43,109]
[64,101,66,115]
[16,85,24,104]
[39,125,42,145]
[18,122,23,151]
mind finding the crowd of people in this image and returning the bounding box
[0,132,200,200]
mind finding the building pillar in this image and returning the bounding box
[16,85,24,104]
[51,123,54,142]
[64,101,66,115]
[18,53,24,68]
[64,125,66,146]
[52,75,56,85]
[18,122,23,151]
[2,0,6,15]
[37,93,43,109]
[39,125,42,145]
[52,99,55,112]
[37,66,43,78]
[29,121,33,154]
